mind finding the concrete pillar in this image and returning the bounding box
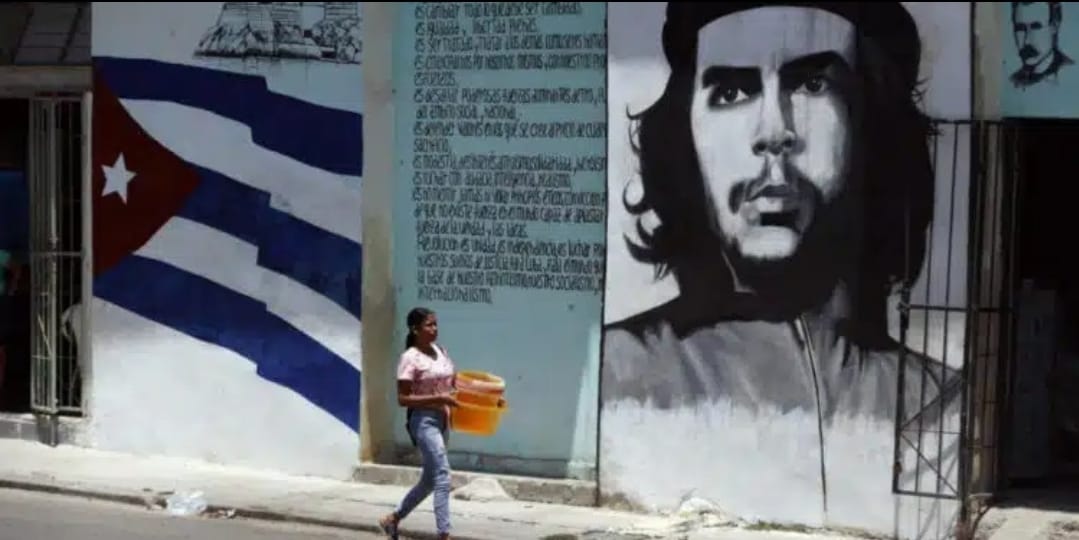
[359,1,398,464]
[966,124,1010,499]
[974,2,1002,121]
[964,2,1008,501]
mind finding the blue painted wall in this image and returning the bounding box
[391,2,607,478]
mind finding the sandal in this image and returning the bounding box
[378,514,399,539]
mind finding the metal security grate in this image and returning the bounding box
[892,120,971,502]
[27,94,85,434]
[890,120,1024,538]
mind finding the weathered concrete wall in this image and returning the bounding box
[78,6,992,534]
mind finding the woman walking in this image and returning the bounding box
[380,307,458,539]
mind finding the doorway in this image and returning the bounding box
[0,95,86,421]
[1003,119,1079,490]
[0,98,31,413]
[0,2,91,443]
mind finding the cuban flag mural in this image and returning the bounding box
[88,2,363,477]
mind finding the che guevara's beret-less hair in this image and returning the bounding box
[661,2,923,88]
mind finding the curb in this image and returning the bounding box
[354,463,599,508]
[0,478,150,508]
[0,478,489,540]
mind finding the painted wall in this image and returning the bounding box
[601,3,970,538]
[88,2,363,479]
[388,2,607,479]
[999,1,1079,117]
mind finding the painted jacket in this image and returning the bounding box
[599,294,963,534]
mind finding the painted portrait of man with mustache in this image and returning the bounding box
[1011,1,1073,89]
[600,2,962,522]
[604,1,957,419]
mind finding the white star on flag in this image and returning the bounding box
[101,153,136,203]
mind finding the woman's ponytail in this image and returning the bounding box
[403,306,434,351]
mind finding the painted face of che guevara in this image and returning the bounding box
[689,7,856,263]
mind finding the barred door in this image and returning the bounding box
[891,120,1021,533]
[891,120,971,503]
[27,94,87,444]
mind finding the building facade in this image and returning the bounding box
[0,2,1075,539]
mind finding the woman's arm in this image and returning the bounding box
[397,380,456,410]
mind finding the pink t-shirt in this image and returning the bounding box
[397,344,456,397]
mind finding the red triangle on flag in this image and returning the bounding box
[91,73,201,276]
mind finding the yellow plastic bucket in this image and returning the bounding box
[455,370,505,407]
[457,390,501,407]
[456,371,505,394]
[451,399,508,436]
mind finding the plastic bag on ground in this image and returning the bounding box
[164,490,208,516]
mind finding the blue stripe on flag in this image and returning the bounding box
[94,56,363,177]
[176,165,361,317]
[177,165,266,246]
[258,207,362,318]
[95,255,360,431]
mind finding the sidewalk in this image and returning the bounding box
[0,438,855,540]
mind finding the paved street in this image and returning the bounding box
[0,488,383,540]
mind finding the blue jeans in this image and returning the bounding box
[395,409,451,534]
